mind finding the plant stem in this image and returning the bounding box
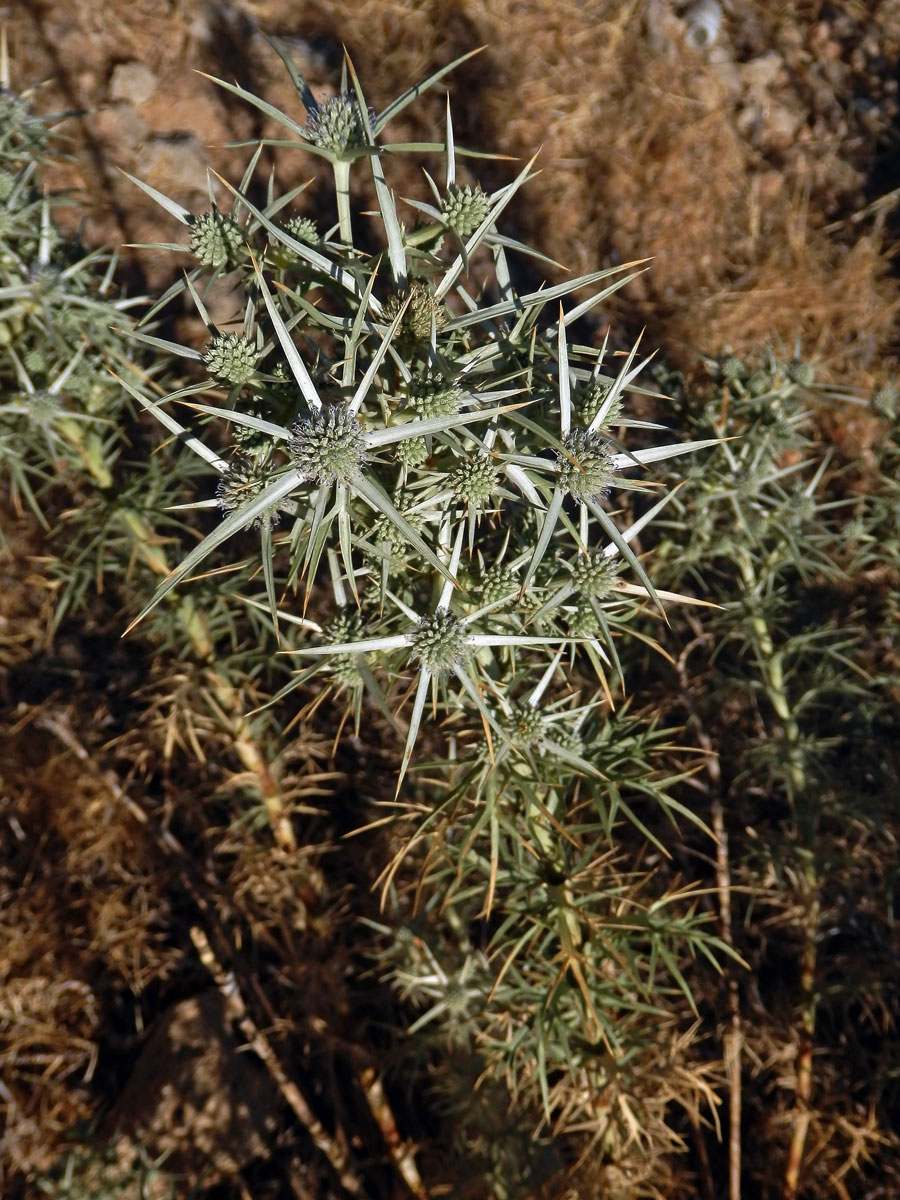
[333,160,353,245]
[734,547,818,1199]
[679,631,742,1200]
[122,510,296,850]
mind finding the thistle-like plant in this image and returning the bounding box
[108,44,743,1181]
[641,351,900,1196]
[122,43,719,783]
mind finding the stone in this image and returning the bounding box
[109,62,158,106]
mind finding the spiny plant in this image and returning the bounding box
[0,34,305,864]
[643,351,900,1197]
[0,35,149,549]
[122,43,719,780]
[117,41,740,1181]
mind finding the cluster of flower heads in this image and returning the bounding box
[124,47,717,781]
[0,72,146,531]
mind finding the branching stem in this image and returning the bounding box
[735,547,818,1200]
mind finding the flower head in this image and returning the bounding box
[304,94,373,156]
[571,550,620,600]
[282,215,319,244]
[216,455,281,528]
[440,184,489,238]
[203,332,259,385]
[407,369,462,419]
[503,702,547,750]
[478,564,518,607]
[396,435,429,467]
[325,611,367,688]
[189,209,244,270]
[450,454,496,506]
[577,380,622,429]
[407,609,470,673]
[383,282,448,345]
[557,427,615,503]
[289,405,367,484]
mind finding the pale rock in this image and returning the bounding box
[109,61,158,106]
[144,135,209,195]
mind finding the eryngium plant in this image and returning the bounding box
[117,47,735,1172]
[0,45,147,545]
[643,352,900,1196]
[124,43,718,788]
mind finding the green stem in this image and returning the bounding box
[121,511,296,850]
[734,546,818,1198]
[333,159,353,245]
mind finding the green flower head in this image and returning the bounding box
[289,405,367,484]
[396,435,429,467]
[203,332,259,385]
[450,454,496,505]
[407,609,470,673]
[577,380,622,429]
[189,208,244,270]
[503,702,547,750]
[305,94,373,156]
[282,214,319,244]
[216,454,281,528]
[478,564,518,607]
[325,611,367,689]
[557,427,615,503]
[407,370,462,419]
[383,281,448,344]
[572,550,620,600]
[440,183,490,238]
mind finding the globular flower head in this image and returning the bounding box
[780,488,816,528]
[0,89,48,154]
[372,500,426,551]
[720,356,746,383]
[407,609,470,673]
[203,332,259,385]
[572,550,620,600]
[282,214,319,244]
[23,347,47,377]
[27,388,59,426]
[304,94,372,156]
[216,454,281,528]
[478,564,519,607]
[0,168,17,201]
[188,208,244,270]
[396,435,429,467]
[232,410,270,458]
[325,610,367,688]
[407,370,462,419]
[450,454,496,505]
[788,361,815,387]
[27,262,61,296]
[569,597,600,637]
[289,405,367,484]
[872,384,898,421]
[577,380,622,429]
[747,371,770,398]
[557,427,615,503]
[440,184,490,238]
[383,281,448,344]
[503,702,547,750]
